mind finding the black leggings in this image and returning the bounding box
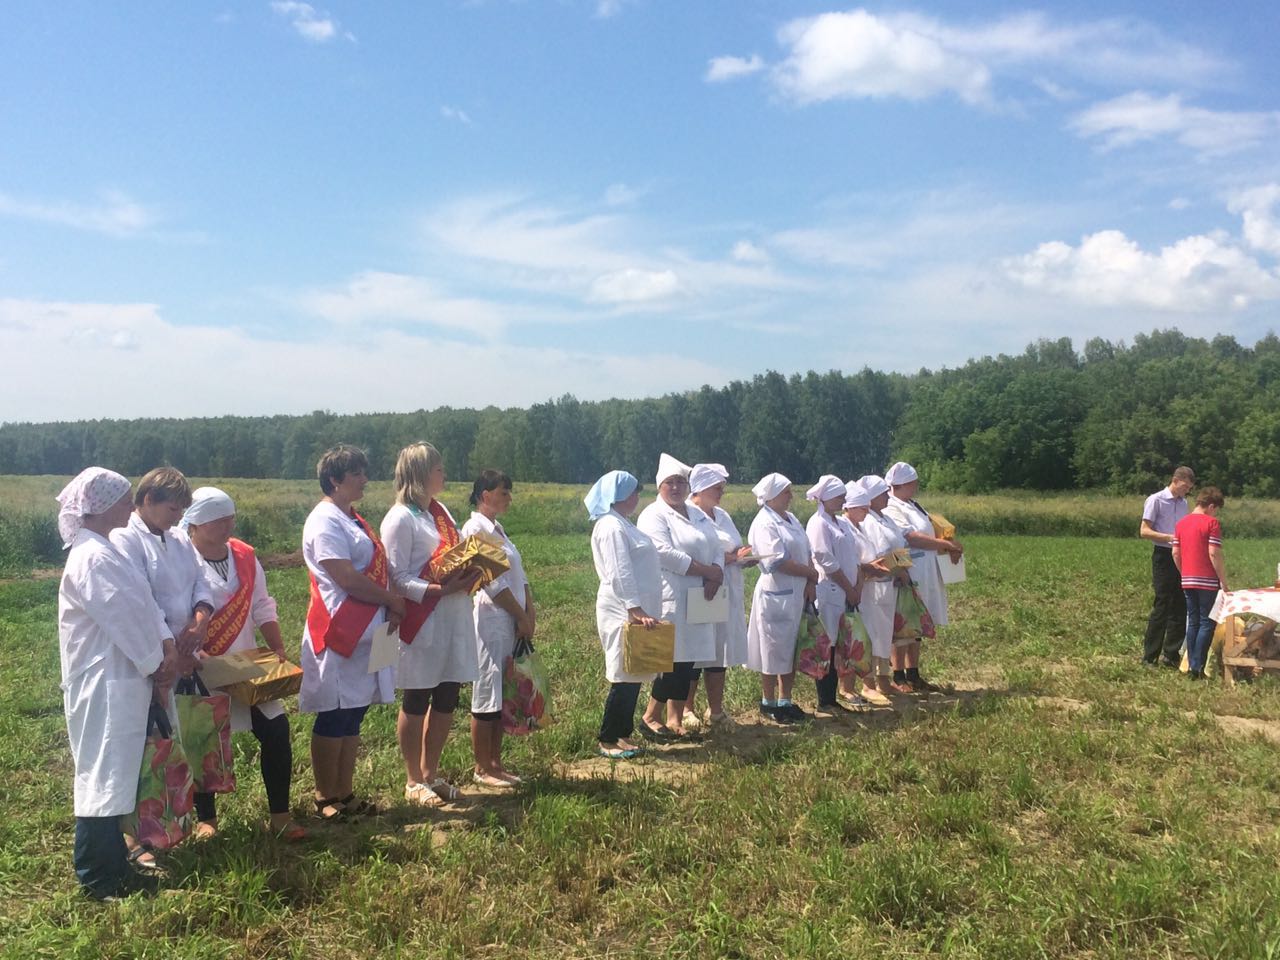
[650,661,696,703]
[195,707,293,820]
[401,682,460,717]
[598,682,641,743]
[689,666,726,681]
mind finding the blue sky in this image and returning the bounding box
[2,1,1278,421]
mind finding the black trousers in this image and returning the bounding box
[650,661,695,703]
[195,707,293,820]
[598,682,641,742]
[74,815,129,898]
[1143,547,1186,665]
[815,649,840,705]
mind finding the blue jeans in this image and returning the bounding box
[1183,588,1218,674]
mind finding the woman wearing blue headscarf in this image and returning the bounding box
[586,470,664,759]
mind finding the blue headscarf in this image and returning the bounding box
[584,470,639,521]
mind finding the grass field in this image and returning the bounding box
[3,483,1280,958]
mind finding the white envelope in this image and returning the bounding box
[367,621,400,674]
[939,553,967,585]
[687,585,729,624]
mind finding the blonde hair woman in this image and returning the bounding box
[380,442,481,808]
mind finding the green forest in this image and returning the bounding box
[6,329,1280,494]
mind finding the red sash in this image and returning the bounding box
[306,511,389,658]
[203,538,257,657]
[399,500,460,643]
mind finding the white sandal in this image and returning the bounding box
[404,781,445,808]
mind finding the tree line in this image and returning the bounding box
[5,329,1280,495]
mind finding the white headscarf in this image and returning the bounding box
[655,452,691,486]
[180,486,236,531]
[584,470,639,521]
[55,467,131,548]
[752,472,791,506]
[805,474,846,504]
[689,463,729,494]
[843,481,871,509]
[858,474,891,501]
[885,461,919,486]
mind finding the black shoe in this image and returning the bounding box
[1160,659,1180,669]
[766,705,797,725]
[909,676,941,693]
[638,720,677,742]
[1188,670,1204,681]
[784,703,811,723]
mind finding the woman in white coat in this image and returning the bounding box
[883,461,963,693]
[684,463,752,728]
[460,469,534,788]
[746,473,818,724]
[182,487,306,840]
[57,468,178,899]
[381,442,481,808]
[847,477,905,704]
[804,475,871,713]
[587,470,664,759]
[301,445,404,822]
[636,453,724,739]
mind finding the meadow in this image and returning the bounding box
[3,481,1280,958]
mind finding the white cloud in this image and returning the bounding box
[0,298,729,421]
[440,105,473,125]
[294,270,506,338]
[594,0,632,19]
[588,268,680,304]
[269,1,350,43]
[731,240,769,263]
[1230,184,1280,258]
[705,55,765,83]
[1004,228,1280,312]
[603,183,643,207]
[1070,92,1280,156]
[712,9,1231,107]
[772,10,991,105]
[0,188,159,237]
[1169,197,1191,211]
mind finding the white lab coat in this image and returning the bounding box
[636,499,723,664]
[299,501,395,713]
[459,511,529,714]
[590,510,663,683]
[193,542,286,733]
[856,510,908,659]
[59,530,167,817]
[110,513,213,638]
[806,508,864,644]
[884,496,949,627]
[381,502,480,691]
[746,506,811,676]
[692,503,748,669]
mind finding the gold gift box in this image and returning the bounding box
[929,512,956,541]
[217,648,303,706]
[431,534,511,593]
[884,547,914,571]
[623,621,675,674]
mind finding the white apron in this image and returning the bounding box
[590,510,663,684]
[636,499,722,664]
[299,501,395,713]
[693,504,748,669]
[381,501,480,691]
[856,511,908,659]
[460,511,529,714]
[806,508,863,644]
[746,506,811,676]
[59,530,167,817]
[884,496,949,627]
[193,544,285,733]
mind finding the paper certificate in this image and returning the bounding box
[939,553,967,585]
[687,585,729,624]
[367,621,400,673]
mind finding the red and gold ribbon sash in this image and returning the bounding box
[306,511,389,658]
[399,499,460,644]
[202,538,257,657]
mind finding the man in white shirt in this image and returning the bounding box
[1139,465,1195,667]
